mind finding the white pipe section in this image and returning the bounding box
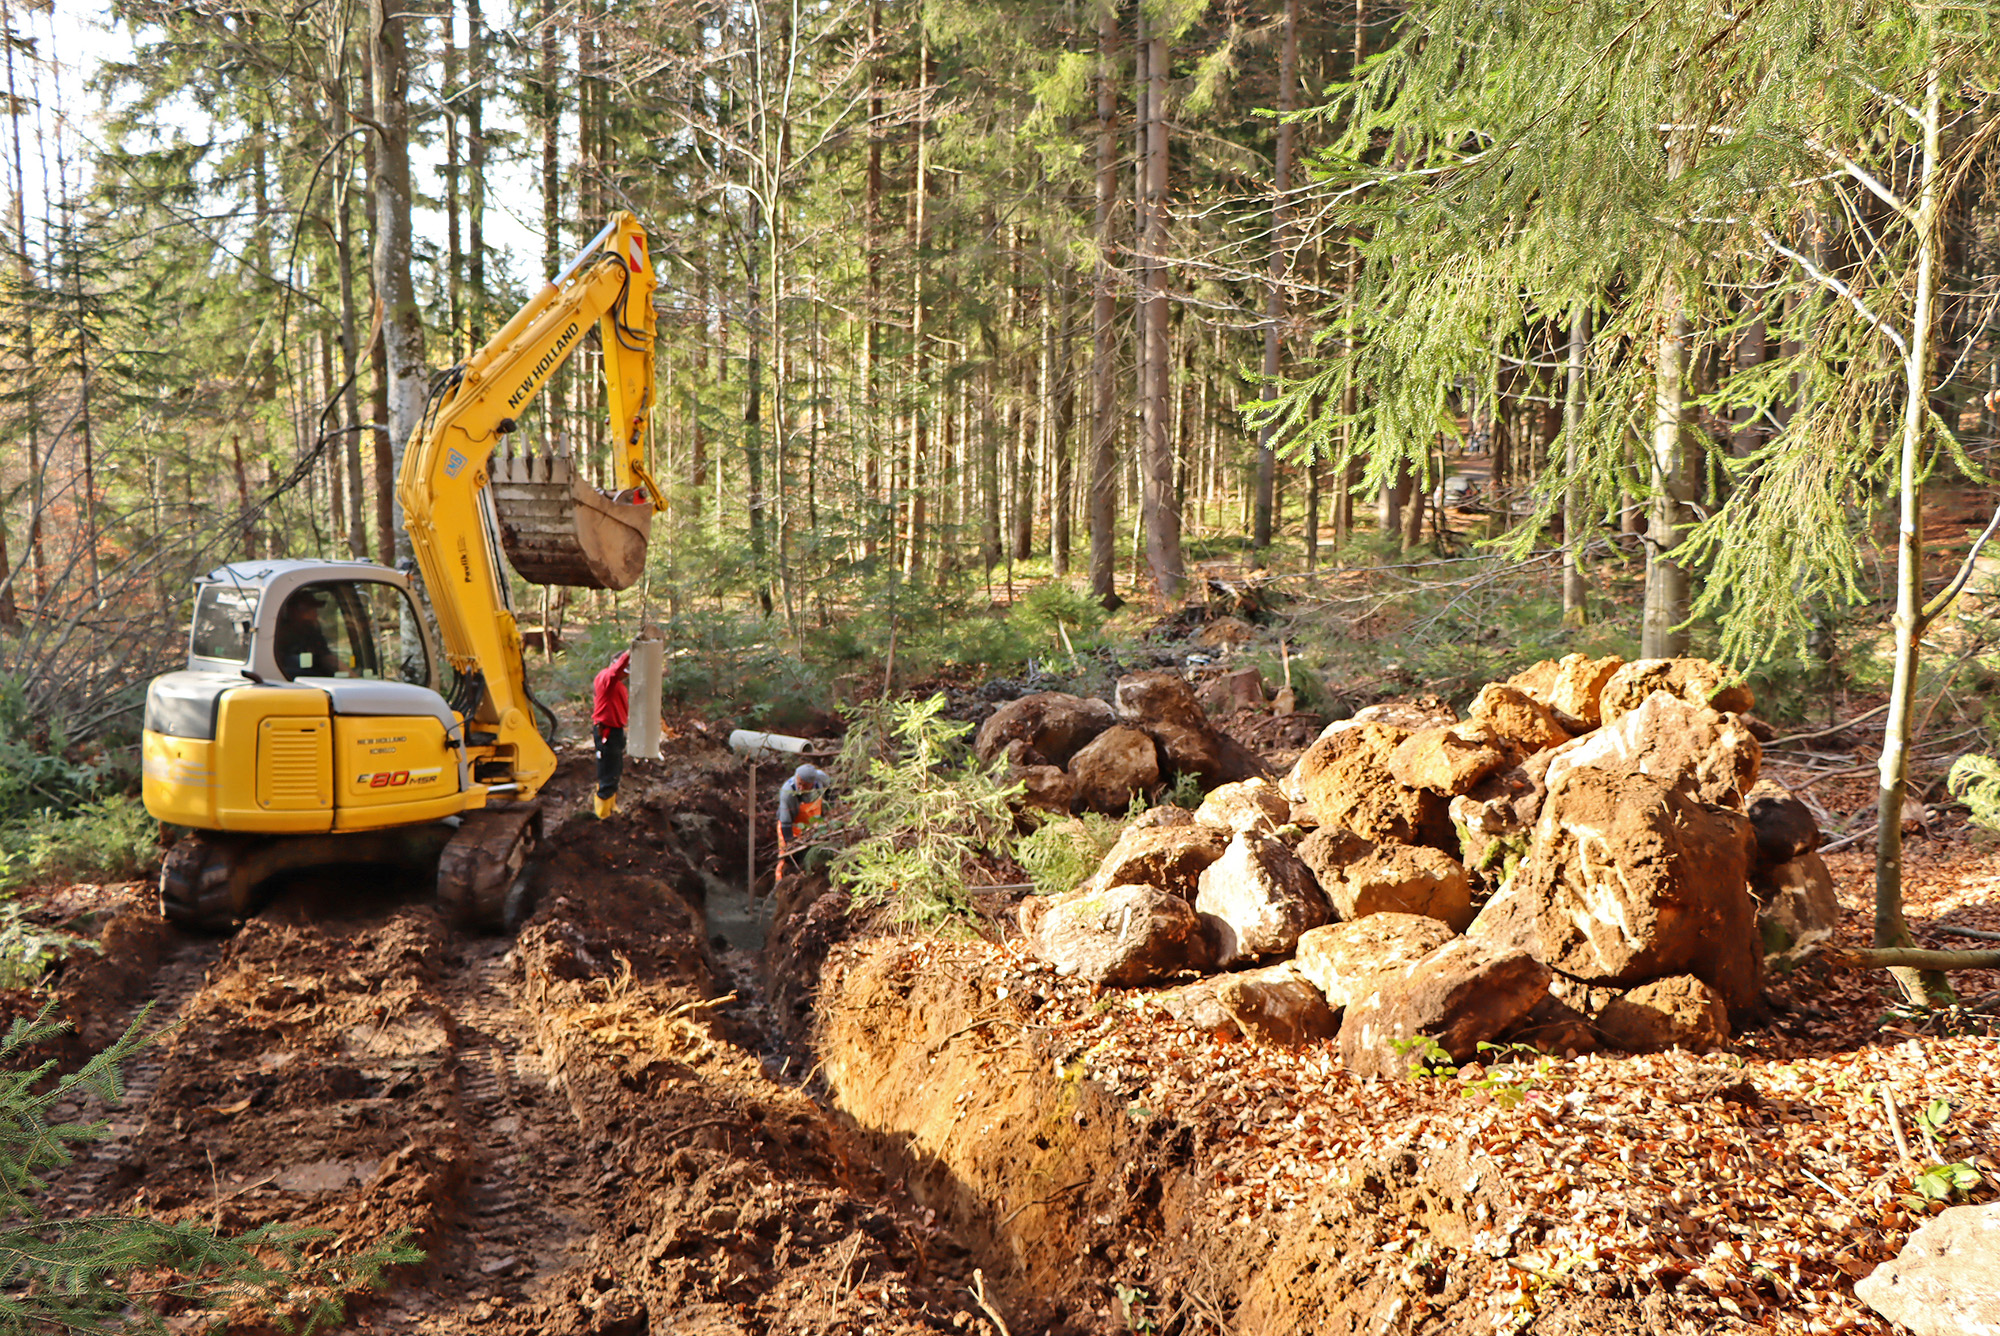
[628,629,664,760]
[728,729,812,761]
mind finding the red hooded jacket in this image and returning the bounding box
[592,651,631,728]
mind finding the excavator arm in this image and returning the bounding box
[396,212,663,800]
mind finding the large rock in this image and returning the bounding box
[1449,767,1542,888]
[1595,975,1730,1053]
[1157,962,1339,1046]
[1115,671,1274,786]
[1337,938,1552,1078]
[1090,820,1227,899]
[1467,683,1572,753]
[1196,666,1266,717]
[1388,726,1512,797]
[1295,826,1372,887]
[1352,697,1458,731]
[1023,883,1209,986]
[1014,764,1075,814]
[1295,914,1457,1011]
[974,692,1115,768]
[1598,657,1753,726]
[1752,851,1841,966]
[1194,831,1330,966]
[1746,779,1820,866]
[1068,725,1160,814]
[1506,653,1624,731]
[1541,690,1762,808]
[1288,723,1456,852]
[1194,777,1292,836]
[1857,1202,2000,1336]
[1319,840,1474,933]
[1492,766,1763,1013]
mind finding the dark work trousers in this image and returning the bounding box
[594,725,627,799]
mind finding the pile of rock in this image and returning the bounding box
[974,671,1273,815]
[1017,654,1843,1076]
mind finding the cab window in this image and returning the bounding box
[190,585,259,663]
[274,582,429,686]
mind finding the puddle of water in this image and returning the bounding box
[703,871,770,952]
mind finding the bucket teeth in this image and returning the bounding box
[489,452,653,591]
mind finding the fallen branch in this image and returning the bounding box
[1831,947,2000,971]
[1935,924,2000,943]
[1766,703,1893,748]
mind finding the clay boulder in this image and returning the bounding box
[1313,838,1474,933]
[1115,670,1274,786]
[1157,962,1339,1046]
[1288,722,1456,852]
[1337,938,1552,1078]
[1194,831,1329,966]
[1595,975,1731,1053]
[1294,914,1457,1011]
[1023,883,1210,986]
[1480,765,1763,1013]
[1598,657,1753,726]
[1068,725,1161,814]
[1194,777,1292,836]
[1540,690,1762,808]
[1506,653,1624,731]
[1088,820,1227,899]
[974,691,1114,768]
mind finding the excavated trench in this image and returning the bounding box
[23,731,1656,1336]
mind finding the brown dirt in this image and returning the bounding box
[24,708,2000,1336]
[35,737,982,1334]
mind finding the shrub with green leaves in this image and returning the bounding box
[0,796,159,893]
[828,695,1022,928]
[1015,813,1123,898]
[1948,753,2000,832]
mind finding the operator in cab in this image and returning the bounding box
[274,590,340,679]
[592,650,631,819]
[775,763,833,877]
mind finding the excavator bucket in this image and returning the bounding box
[490,452,652,591]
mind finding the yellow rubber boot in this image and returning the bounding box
[594,793,616,820]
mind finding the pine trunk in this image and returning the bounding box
[1089,3,1119,603]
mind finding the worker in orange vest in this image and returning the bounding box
[775,764,832,876]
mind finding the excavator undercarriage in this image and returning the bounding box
[161,803,543,933]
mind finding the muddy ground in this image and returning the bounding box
[21,719,2000,1335]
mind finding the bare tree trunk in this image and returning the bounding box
[1088,2,1118,603]
[1875,49,1953,1008]
[466,0,486,344]
[5,12,42,604]
[1253,0,1297,552]
[373,0,425,566]
[1138,12,1181,601]
[1053,273,1075,575]
[862,0,882,559]
[902,13,932,577]
[334,168,368,559]
[1641,277,1694,657]
[442,0,462,359]
[1562,302,1590,626]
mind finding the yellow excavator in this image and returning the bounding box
[142,213,666,930]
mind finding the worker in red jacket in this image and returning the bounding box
[591,650,631,819]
